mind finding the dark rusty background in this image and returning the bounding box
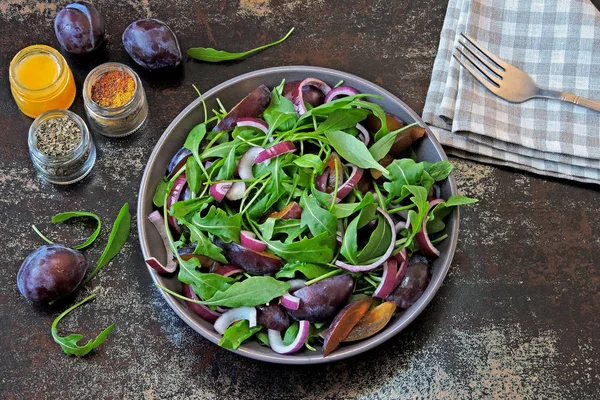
[1,1,599,399]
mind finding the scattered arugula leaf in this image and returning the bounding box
[324,130,389,177]
[266,232,336,263]
[83,203,130,285]
[183,221,228,263]
[32,211,102,250]
[300,193,337,237]
[427,195,478,234]
[369,122,418,161]
[191,206,241,243]
[190,273,234,300]
[51,294,114,357]
[187,28,294,62]
[424,160,454,182]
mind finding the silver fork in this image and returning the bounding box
[454,32,600,112]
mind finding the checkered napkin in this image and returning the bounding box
[422,0,600,184]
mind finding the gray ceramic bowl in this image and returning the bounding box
[138,66,458,364]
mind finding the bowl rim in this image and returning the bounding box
[137,65,459,364]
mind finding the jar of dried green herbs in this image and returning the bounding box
[28,109,96,184]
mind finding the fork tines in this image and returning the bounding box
[454,33,507,92]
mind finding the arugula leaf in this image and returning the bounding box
[356,214,392,263]
[330,192,375,218]
[187,28,294,62]
[424,160,454,181]
[353,100,389,140]
[215,149,236,180]
[33,211,102,250]
[275,262,335,279]
[84,203,130,284]
[315,108,369,134]
[183,221,228,264]
[263,80,297,133]
[258,218,305,242]
[185,157,202,195]
[190,273,234,300]
[184,123,208,167]
[153,178,169,207]
[202,277,290,307]
[191,206,241,243]
[369,123,418,161]
[324,130,389,177]
[257,331,270,346]
[170,197,210,219]
[219,320,261,350]
[383,159,429,202]
[51,294,114,357]
[266,232,336,263]
[401,185,429,250]
[427,195,478,234]
[294,154,323,170]
[300,193,337,237]
[297,94,379,122]
[340,212,360,264]
[283,322,299,346]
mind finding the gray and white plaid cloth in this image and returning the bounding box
[422,0,600,184]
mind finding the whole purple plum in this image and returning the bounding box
[54,2,105,54]
[122,19,182,70]
[17,244,88,303]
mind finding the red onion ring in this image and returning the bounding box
[167,173,187,233]
[225,182,246,201]
[214,307,257,335]
[238,146,264,180]
[323,86,359,103]
[373,258,398,299]
[182,284,221,323]
[210,181,232,202]
[255,141,297,164]
[335,208,396,272]
[416,198,445,258]
[394,249,409,288]
[268,320,310,354]
[334,164,363,201]
[147,211,178,273]
[236,117,269,135]
[355,123,371,147]
[287,279,306,291]
[292,78,332,116]
[280,292,300,310]
[240,230,267,252]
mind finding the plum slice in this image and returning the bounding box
[287,274,353,323]
[214,238,282,274]
[322,297,374,356]
[214,85,271,132]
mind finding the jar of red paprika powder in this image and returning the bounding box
[83,62,148,137]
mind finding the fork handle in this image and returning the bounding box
[560,92,600,112]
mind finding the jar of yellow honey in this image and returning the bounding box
[9,45,76,118]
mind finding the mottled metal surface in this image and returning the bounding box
[0,1,598,399]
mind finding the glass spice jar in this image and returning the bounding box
[9,45,76,118]
[83,62,148,137]
[28,109,96,185]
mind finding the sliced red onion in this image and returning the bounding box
[225,182,246,201]
[394,249,409,288]
[315,170,329,192]
[287,279,306,291]
[147,211,178,273]
[237,117,269,135]
[210,181,232,202]
[167,173,187,233]
[334,164,363,201]
[292,78,332,116]
[268,320,310,354]
[213,264,244,277]
[214,306,257,335]
[255,141,297,164]
[355,123,371,147]
[373,258,398,299]
[182,284,221,323]
[323,86,359,103]
[335,207,396,272]
[416,199,445,258]
[204,161,213,169]
[281,292,300,310]
[238,146,264,180]
[240,230,267,252]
